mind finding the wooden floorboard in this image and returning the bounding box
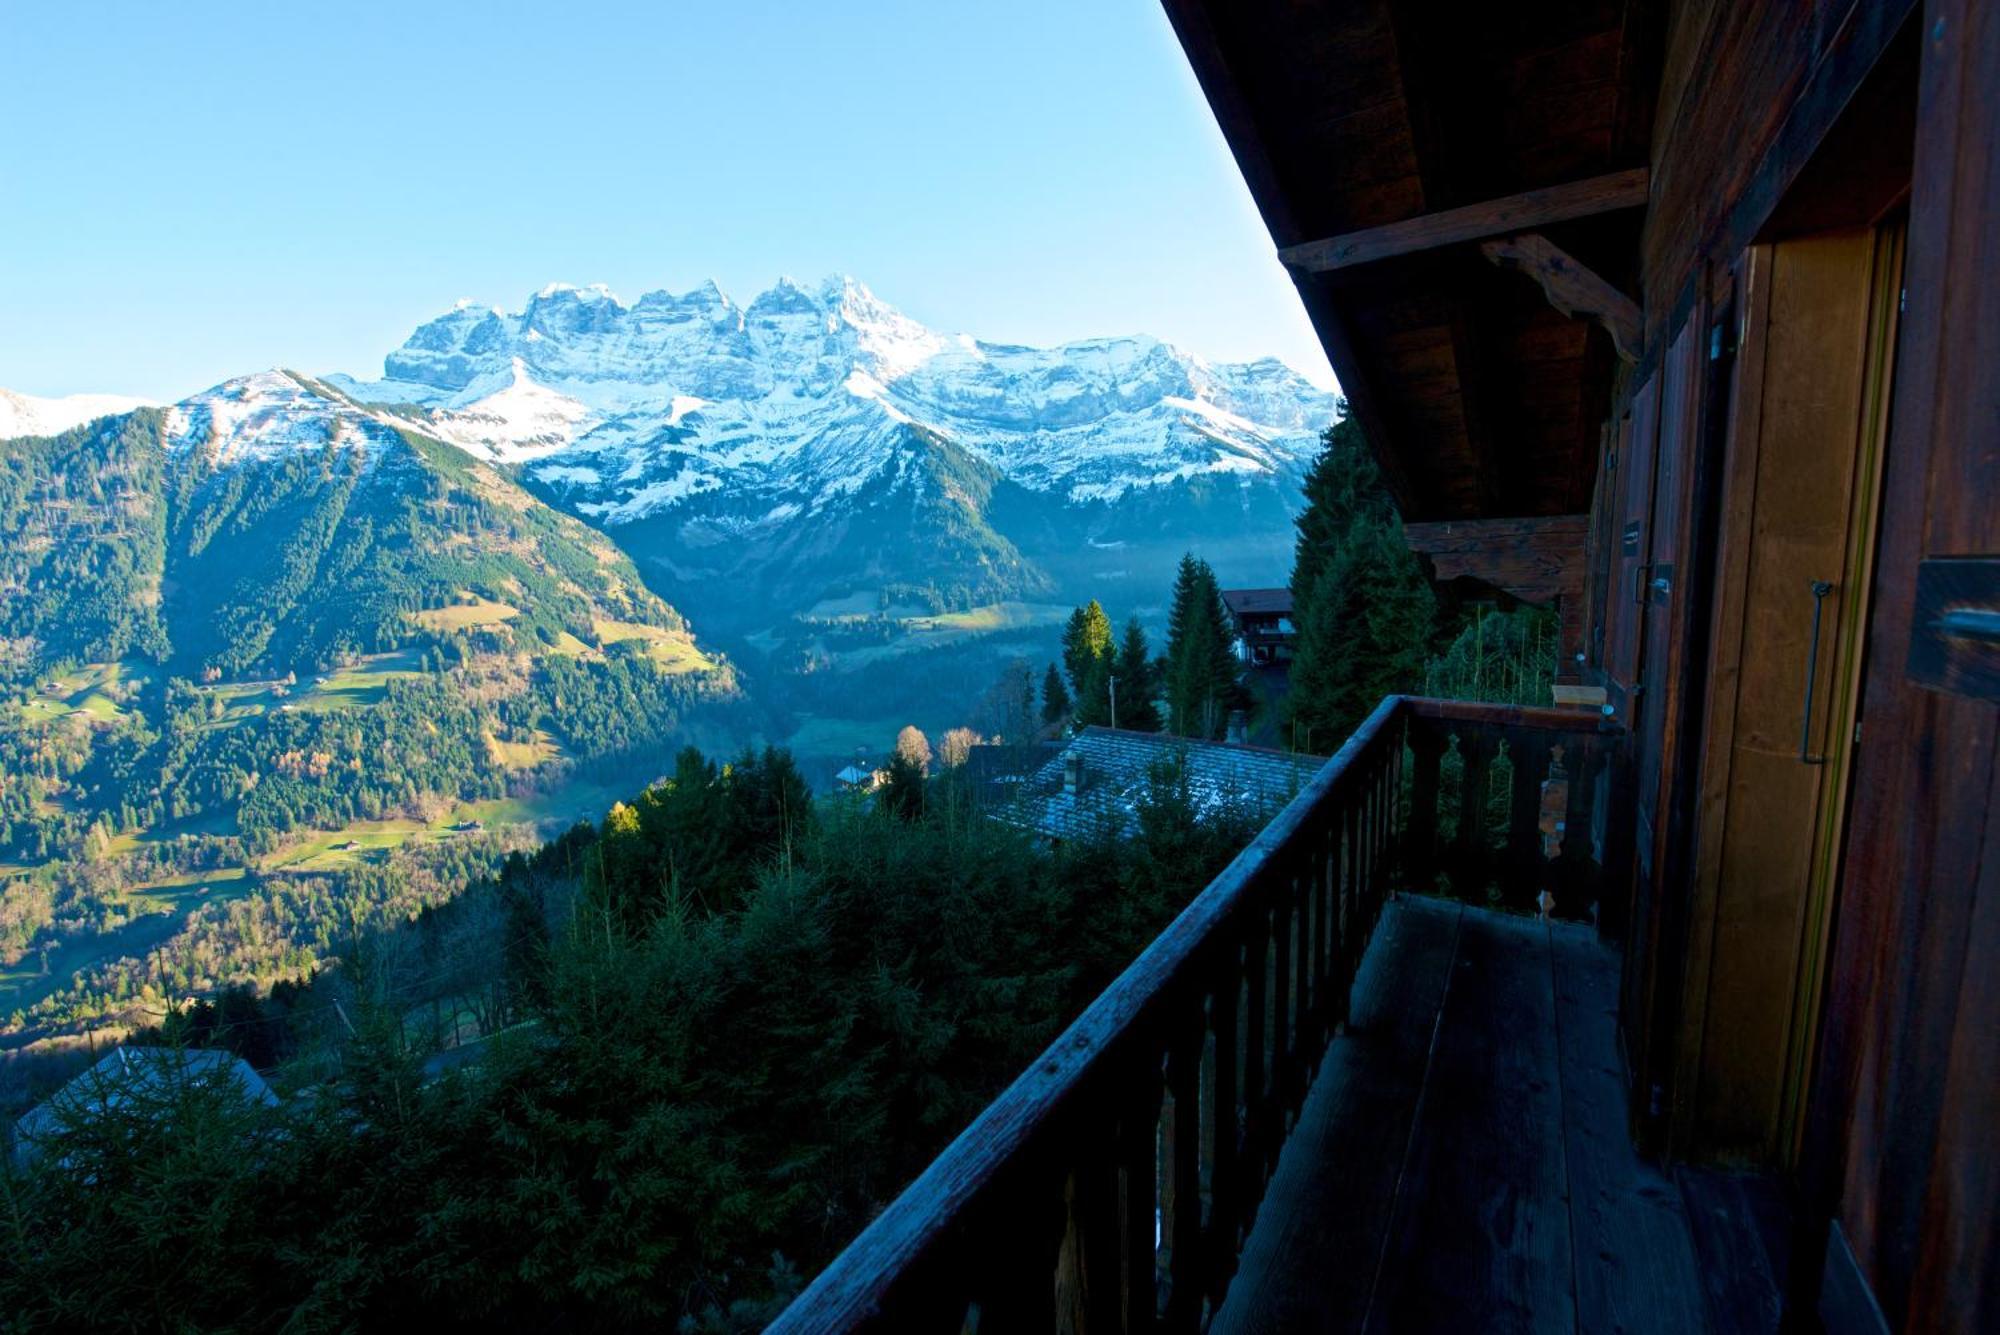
[1209,899,1787,1334]
[1676,1165,1794,1335]
[1365,908,1577,1334]
[1550,918,1713,1335]
[1211,895,1463,1335]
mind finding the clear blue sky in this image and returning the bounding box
[0,1,1335,402]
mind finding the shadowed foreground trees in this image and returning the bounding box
[0,747,1260,1334]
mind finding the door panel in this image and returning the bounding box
[1678,225,1898,1160]
[1605,375,1661,710]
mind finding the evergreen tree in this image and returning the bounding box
[1284,413,1436,750]
[1061,600,1115,728]
[1164,554,1246,739]
[1114,617,1164,732]
[1040,662,1071,730]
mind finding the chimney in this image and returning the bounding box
[1226,710,1248,744]
[1063,753,1084,795]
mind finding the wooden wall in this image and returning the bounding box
[1797,3,2000,1330]
[1579,1,1993,1329]
[1640,0,1919,334]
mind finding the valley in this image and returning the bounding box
[0,275,1330,1062]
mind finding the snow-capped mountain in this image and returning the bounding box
[330,276,1335,515]
[321,276,1336,629]
[0,387,156,440]
[2,277,1336,634]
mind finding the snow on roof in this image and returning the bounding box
[997,727,1326,842]
[13,1046,277,1162]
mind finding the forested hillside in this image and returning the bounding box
[0,393,737,1050]
[0,745,1269,1332]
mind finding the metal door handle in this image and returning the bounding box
[1800,580,1834,764]
[1634,562,1651,605]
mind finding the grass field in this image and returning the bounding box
[833,601,1069,668]
[410,596,520,632]
[592,619,717,673]
[486,728,560,771]
[18,660,154,726]
[295,649,425,711]
[781,714,923,761]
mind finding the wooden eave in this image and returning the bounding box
[1162,0,1664,524]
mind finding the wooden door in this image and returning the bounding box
[1603,376,1661,714]
[1676,221,1903,1162]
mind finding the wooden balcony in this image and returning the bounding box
[771,698,1785,1333]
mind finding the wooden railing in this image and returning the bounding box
[769,697,1626,1333]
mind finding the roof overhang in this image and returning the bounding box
[1162,0,1663,523]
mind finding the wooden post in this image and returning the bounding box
[1404,720,1447,890]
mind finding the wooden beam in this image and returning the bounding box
[1406,515,1591,671]
[1480,233,1644,362]
[1280,168,1650,272]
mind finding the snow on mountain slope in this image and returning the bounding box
[0,388,157,440]
[328,276,1340,517]
[160,369,418,467]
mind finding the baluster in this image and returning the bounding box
[1164,1014,1206,1331]
[1366,761,1384,925]
[1389,714,1406,878]
[1241,912,1268,1179]
[1404,720,1446,890]
[1503,731,1552,912]
[1451,725,1499,898]
[1557,735,1605,920]
[1369,755,1387,918]
[1267,887,1292,1141]
[1122,1051,1165,1332]
[970,1154,1067,1329]
[1296,859,1312,1047]
[1319,824,1340,1032]
[1340,794,1361,992]
[1208,945,1240,1297]
[1068,1117,1128,1334]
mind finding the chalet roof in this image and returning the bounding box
[13,1046,277,1161]
[1222,587,1292,617]
[1162,1,1660,523]
[998,727,1325,842]
[959,742,1058,786]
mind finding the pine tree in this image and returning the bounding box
[1164,554,1246,739]
[1114,617,1164,732]
[1061,600,1115,727]
[1284,413,1436,750]
[1040,662,1071,729]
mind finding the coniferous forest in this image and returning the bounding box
[0,748,1262,1332]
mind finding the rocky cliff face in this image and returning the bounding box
[330,276,1337,627]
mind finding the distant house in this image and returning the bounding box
[1221,588,1297,667]
[12,1046,278,1165]
[834,763,885,793]
[996,727,1325,842]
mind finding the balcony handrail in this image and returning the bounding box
[771,694,1625,1332]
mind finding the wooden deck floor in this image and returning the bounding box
[1212,895,1785,1335]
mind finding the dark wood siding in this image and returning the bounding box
[1800,3,2000,1330]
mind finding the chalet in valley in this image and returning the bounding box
[774,3,2000,1333]
[1220,587,1296,668]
